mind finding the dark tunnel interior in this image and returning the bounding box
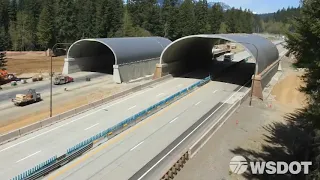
[69,41,115,74]
[162,37,256,87]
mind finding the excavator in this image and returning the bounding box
[0,69,15,85]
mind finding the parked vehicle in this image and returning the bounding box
[12,89,41,106]
[54,75,74,85]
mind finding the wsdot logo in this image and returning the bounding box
[229,155,312,175]
[229,156,248,174]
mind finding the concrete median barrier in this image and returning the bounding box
[0,130,21,144]
[19,122,42,135]
[58,109,76,120]
[40,116,60,127]
[75,104,93,114]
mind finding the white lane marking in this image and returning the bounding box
[128,105,136,110]
[195,101,202,106]
[130,141,144,151]
[156,93,165,97]
[177,84,183,87]
[137,81,249,180]
[16,151,41,163]
[0,79,178,153]
[84,123,99,131]
[169,117,179,124]
[213,90,218,94]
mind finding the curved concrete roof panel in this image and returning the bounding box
[68,37,172,65]
[160,34,279,74]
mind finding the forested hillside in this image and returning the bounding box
[0,0,299,51]
[258,7,301,34]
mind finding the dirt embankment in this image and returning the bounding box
[4,51,65,76]
[271,72,307,110]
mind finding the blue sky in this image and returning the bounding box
[215,0,300,14]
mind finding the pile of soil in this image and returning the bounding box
[271,72,307,108]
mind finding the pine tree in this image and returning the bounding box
[95,0,109,37]
[225,8,237,33]
[55,0,77,42]
[195,0,209,34]
[37,0,55,49]
[178,0,196,37]
[285,1,320,178]
[75,0,96,39]
[162,0,179,40]
[0,0,10,32]
[9,0,17,22]
[107,0,124,37]
[208,3,223,33]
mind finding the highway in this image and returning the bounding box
[0,71,212,179]
[0,72,107,103]
[46,56,256,180]
[0,43,284,179]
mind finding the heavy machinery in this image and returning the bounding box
[54,75,74,85]
[0,69,16,85]
[12,89,41,106]
[32,74,43,82]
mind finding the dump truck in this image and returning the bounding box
[54,75,74,85]
[12,89,41,106]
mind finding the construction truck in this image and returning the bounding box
[12,89,41,106]
[53,75,74,85]
[32,74,43,82]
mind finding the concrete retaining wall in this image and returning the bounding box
[0,74,173,145]
[118,58,159,83]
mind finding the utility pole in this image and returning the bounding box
[49,43,72,117]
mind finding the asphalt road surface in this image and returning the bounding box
[0,42,284,179]
[46,60,255,180]
[0,72,106,103]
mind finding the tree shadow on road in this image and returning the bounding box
[230,108,311,180]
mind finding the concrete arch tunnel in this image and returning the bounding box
[154,34,281,99]
[63,37,172,83]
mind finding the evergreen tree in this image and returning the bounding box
[178,0,196,37]
[75,0,96,38]
[107,0,124,37]
[0,0,10,32]
[208,3,223,33]
[225,8,237,33]
[285,0,320,178]
[195,0,209,34]
[37,0,55,49]
[95,0,109,37]
[55,0,77,42]
[9,0,17,22]
[162,0,179,40]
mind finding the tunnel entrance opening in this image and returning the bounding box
[160,37,257,87]
[67,40,116,75]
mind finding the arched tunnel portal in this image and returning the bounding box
[155,34,280,99]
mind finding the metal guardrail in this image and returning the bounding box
[11,76,211,180]
[12,156,57,180]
